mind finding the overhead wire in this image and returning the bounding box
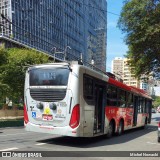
[71,0,120,16]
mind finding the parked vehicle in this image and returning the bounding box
[158,121,160,143]
[157,107,160,113]
[152,108,156,113]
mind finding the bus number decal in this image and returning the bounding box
[109,109,115,114]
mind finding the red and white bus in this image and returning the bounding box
[24,62,152,137]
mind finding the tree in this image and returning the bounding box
[0,48,50,101]
[118,0,160,78]
[0,45,10,98]
[0,44,8,65]
[153,96,160,108]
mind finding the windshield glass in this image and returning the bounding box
[29,68,70,86]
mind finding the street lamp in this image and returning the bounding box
[91,59,95,69]
[91,59,95,65]
[80,53,83,64]
[64,46,71,61]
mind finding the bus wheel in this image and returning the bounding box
[117,120,124,136]
[158,137,160,143]
[106,121,114,138]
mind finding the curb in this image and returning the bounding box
[0,119,24,128]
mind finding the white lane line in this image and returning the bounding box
[147,142,160,145]
[0,147,18,151]
[0,133,28,137]
[147,142,156,145]
[35,143,46,146]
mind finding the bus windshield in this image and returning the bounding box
[29,68,70,86]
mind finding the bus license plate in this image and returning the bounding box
[42,114,53,120]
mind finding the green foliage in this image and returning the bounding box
[0,44,8,66]
[0,47,50,100]
[118,0,160,78]
[153,96,160,107]
[0,45,10,98]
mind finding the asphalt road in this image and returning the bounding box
[0,113,160,160]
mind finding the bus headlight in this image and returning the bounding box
[37,103,43,110]
[50,103,57,110]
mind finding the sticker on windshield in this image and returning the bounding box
[32,112,36,118]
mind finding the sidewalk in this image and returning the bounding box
[0,116,23,120]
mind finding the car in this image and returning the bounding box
[157,107,160,113]
[152,108,156,113]
[158,121,160,143]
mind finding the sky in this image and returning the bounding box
[107,0,128,72]
[107,0,160,96]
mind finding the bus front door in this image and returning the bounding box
[133,96,139,126]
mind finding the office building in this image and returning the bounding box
[140,76,156,96]
[123,58,140,87]
[111,57,123,79]
[94,28,107,71]
[112,57,157,96]
[0,0,107,70]
[112,57,140,88]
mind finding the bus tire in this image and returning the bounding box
[158,137,160,143]
[106,121,114,138]
[117,120,124,136]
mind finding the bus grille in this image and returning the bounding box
[30,89,66,102]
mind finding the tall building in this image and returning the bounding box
[140,76,156,96]
[111,57,123,79]
[94,28,107,71]
[0,0,107,70]
[112,57,140,88]
[112,57,157,95]
[123,58,140,88]
[85,0,107,71]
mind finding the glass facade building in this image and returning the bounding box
[0,0,107,70]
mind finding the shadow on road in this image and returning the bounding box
[151,117,160,122]
[37,124,157,148]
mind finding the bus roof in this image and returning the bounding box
[108,77,151,99]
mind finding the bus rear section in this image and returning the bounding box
[24,63,81,137]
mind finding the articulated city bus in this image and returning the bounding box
[24,62,152,137]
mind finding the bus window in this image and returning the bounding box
[118,89,126,108]
[145,99,150,113]
[141,98,145,113]
[144,99,147,113]
[83,75,94,105]
[29,68,70,86]
[138,97,145,113]
[126,92,134,108]
[106,85,117,106]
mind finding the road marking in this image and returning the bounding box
[35,143,46,146]
[0,133,28,137]
[147,142,160,145]
[0,147,18,151]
